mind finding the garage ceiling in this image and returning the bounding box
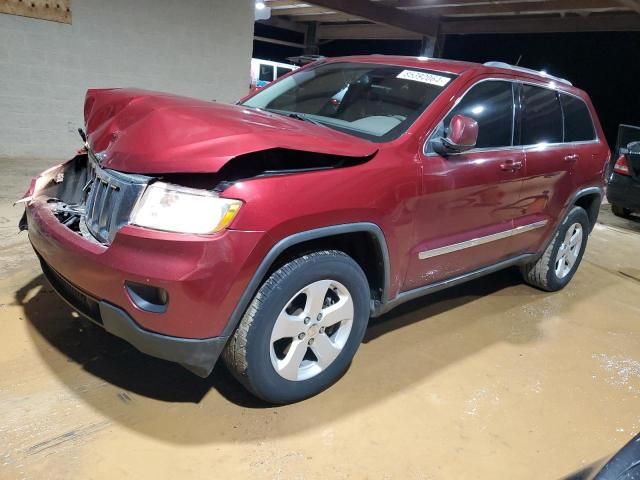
[261,0,640,41]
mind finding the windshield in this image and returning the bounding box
[242,62,457,142]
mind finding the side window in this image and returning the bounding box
[259,64,274,82]
[276,66,292,79]
[521,85,563,145]
[442,80,514,149]
[561,94,596,142]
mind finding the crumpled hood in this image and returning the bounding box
[84,88,378,174]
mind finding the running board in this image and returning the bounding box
[371,253,536,317]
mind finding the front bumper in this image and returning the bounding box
[24,167,271,376]
[38,255,226,376]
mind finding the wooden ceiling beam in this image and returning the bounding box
[442,13,640,33]
[378,0,548,7]
[616,0,640,13]
[318,23,423,39]
[264,0,313,7]
[305,0,439,36]
[257,16,307,32]
[272,6,336,16]
[397,0,630,16]
[292,12,365,22]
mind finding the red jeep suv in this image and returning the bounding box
[20,56,610,403]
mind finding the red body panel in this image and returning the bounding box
[26,56,610,345]
[84,89,378,174]
[27,199,271,338]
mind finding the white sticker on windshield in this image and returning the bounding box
[396,70,451,87]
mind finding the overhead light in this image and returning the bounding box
[254,0,271,19]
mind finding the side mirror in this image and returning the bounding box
[433,114,479,156]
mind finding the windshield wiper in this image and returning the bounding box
[264,109,326,127]
[286,112,325,126]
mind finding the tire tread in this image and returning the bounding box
[520,206,589,292]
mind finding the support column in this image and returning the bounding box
[420,21,445,58]
[304,21,319,55]
[419,36,436,57]
[434,32,446,58]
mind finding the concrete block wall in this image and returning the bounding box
[0,0,254,159]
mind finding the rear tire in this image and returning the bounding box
[223,250,370,404]
[611,204,632,218]
[520,206,589,292]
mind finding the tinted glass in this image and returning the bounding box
[243,62,456,141]
[276,66,292,78]
[522,85,563,145]
[259,64,274,82]
[561,94,595,142]
[444,81,514,149]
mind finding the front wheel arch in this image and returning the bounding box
[221,223,390,339]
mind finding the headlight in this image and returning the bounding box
[130,182,242,234]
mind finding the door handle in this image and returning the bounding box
[500,160,523,171]
[564,153,579,162]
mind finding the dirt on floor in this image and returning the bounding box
[1,158,640,480]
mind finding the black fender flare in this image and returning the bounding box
[570,186,603,232]
[221,222,391,338]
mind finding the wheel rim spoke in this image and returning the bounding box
[320,294,353,328]
[276,339,308,381]
[554,222,584,279]
[570,228,583,248]
[312,334,341,369]
[555,257,564,276]
[271,311,303,341]
[303,280,332,317]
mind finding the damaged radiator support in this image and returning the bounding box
[35,153,150,245]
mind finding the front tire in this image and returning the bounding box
[223,250,370,404]
[520,206,590,292]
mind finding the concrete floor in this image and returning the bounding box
[1,158,640,479]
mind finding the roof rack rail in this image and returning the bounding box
[483,61,572,86]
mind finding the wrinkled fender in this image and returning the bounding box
[220,222,390,338]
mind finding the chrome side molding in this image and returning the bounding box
[418,220,548,260]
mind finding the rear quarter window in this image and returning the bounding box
[561,93,596,142]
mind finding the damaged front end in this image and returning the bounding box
[20,154,150,245]
[20,145,376,245]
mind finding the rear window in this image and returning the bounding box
[521,85,563,145]
[561,93,596,142]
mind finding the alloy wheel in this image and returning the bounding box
[554,222,583,279]
[269,279,354,381]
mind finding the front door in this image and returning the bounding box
[404,79,526,290]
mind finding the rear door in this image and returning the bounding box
[509,83,597,254]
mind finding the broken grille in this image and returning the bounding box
[84,157,149,244]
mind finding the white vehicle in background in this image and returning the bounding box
[250,58,298,89]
